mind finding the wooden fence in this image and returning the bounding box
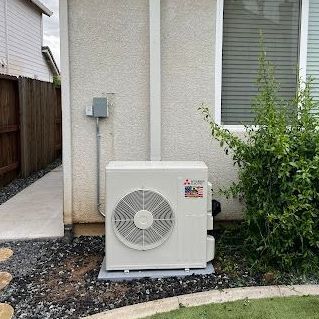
[0,75,62,186]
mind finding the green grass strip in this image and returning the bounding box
[147,296,319,319]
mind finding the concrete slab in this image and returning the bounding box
[0,167,64,241]
[98,257,214,281]
[83,284,319,319]
[178,286,286,307]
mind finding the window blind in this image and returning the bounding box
[221,0,301,125]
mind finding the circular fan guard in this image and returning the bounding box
[111,189,175,250]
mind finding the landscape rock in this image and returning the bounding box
[0,236,317,319]
[0,249,13,262]
[0,272,12,291]
[0,303,14,319]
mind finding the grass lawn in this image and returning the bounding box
[147,296,319,319]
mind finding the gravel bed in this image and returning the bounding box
[0,158,62,205]
[0,234,318,319]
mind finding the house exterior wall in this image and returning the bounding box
[0,0,53,82]
[0,0,6,65]
[160,0,242,219]
[307,0,319,99]
[67,0,242,225]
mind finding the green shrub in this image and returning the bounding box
[53,75,61,87]
[200,49,319,272]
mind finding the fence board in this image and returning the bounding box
[0,75,61,185]
[19,77,60,177]
[55,87,62,156]
[0,78,20,186]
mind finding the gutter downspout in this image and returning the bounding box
[149,0,161,161]
[60,0,73,236]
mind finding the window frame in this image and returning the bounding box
[214,0,310,131]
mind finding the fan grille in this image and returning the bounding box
[112,189,175,250]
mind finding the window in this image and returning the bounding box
[221,0,301,125]
[307,0,319,101]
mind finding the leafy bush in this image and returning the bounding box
[200,49,319,272]
[53,75,61,87]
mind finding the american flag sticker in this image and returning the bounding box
[184,186,204,198]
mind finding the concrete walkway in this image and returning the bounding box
[0,166,64,241]
[84,285,319,319]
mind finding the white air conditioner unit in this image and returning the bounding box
[105,161,215,272]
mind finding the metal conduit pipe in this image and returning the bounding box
[96,117,104,217]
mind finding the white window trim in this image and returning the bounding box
[214,0,309,132]
[299,0,309,86]
[214,0,224,126]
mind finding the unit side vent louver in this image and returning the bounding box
[111,189,175,251]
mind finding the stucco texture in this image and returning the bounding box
[160,0,242,220]
[68,0,242,224]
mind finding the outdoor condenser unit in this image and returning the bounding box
[104,161,215,274]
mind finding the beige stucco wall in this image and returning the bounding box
[67,0,242,225]
[160,0,242,220]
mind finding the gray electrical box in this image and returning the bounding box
[92,97,108,118]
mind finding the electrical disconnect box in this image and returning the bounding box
[86,97,108,118]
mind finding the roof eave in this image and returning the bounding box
[42,46,60,76]
[29,0,53,16]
